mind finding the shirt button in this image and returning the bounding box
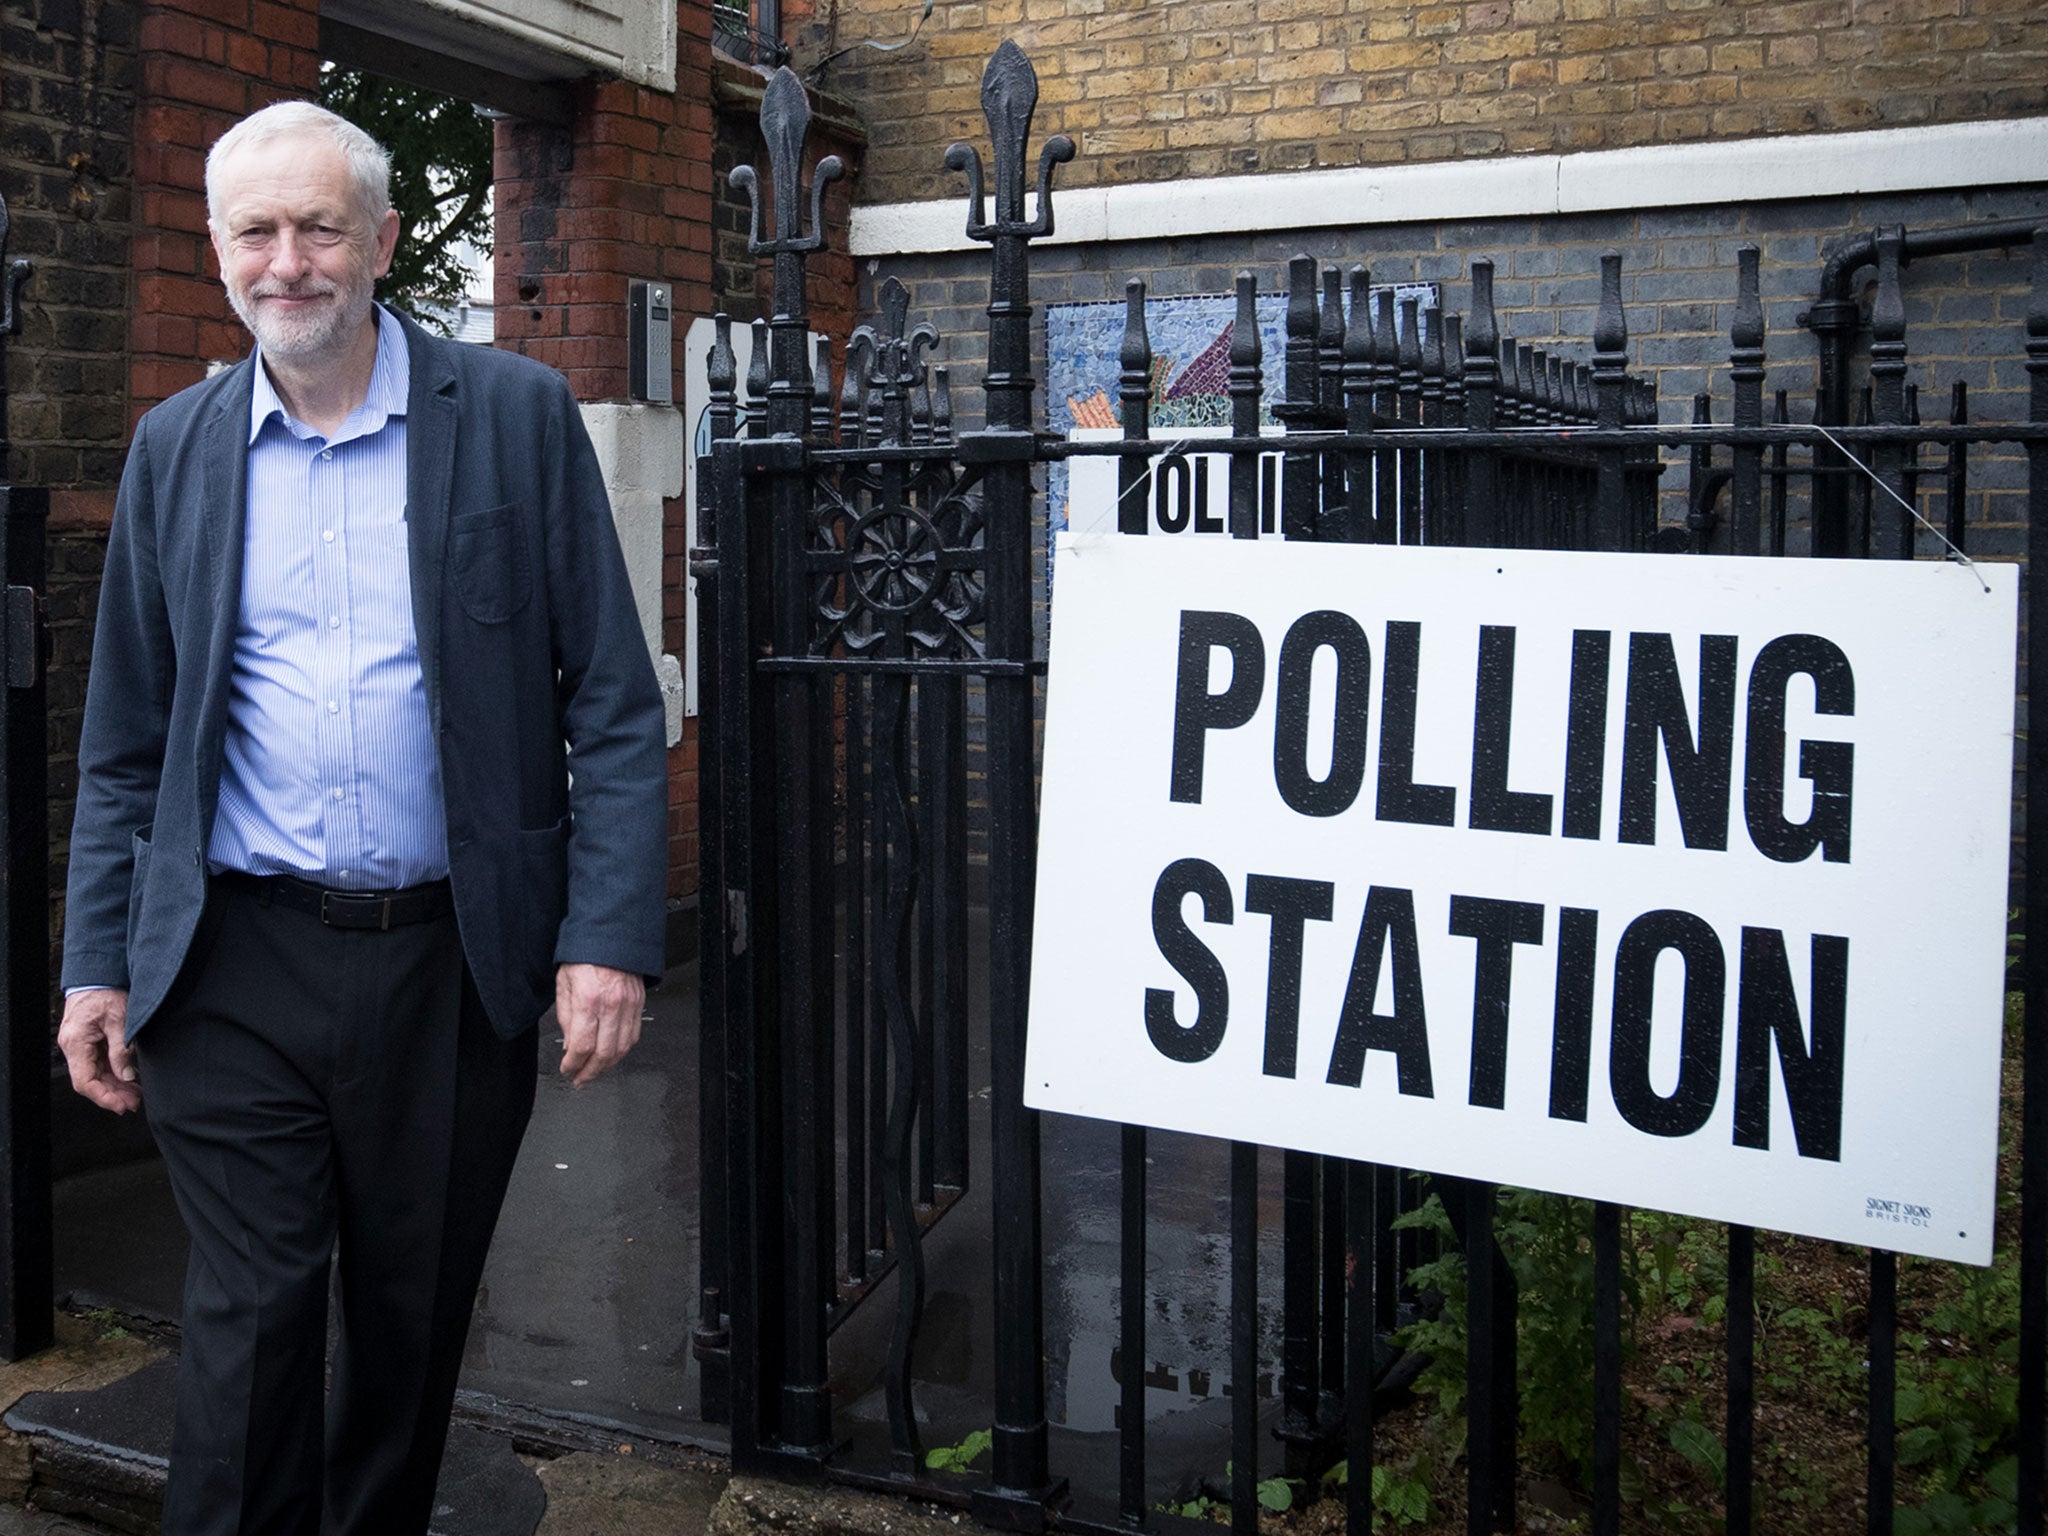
[331,787,344,802]
[327,700,339,714]
[322,530,335,543]
[321,448,333,460]
[329,615,341,629]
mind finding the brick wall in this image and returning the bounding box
[1,0,137,492]
[494,0,723,918]
[808,0,2048,205]
[2,0,135,1000]
[129,0,319,420]
[5,0,740,999]
[861,183,2048,532]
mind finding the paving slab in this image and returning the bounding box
[535,1449,729,1535]
[708,1476,968,1536]
[0,1508,111,1534]
[2,1344,547,1536]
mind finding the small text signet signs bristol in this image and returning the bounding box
[1025,533,2019,1265]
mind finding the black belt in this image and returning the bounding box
[217,871,454,931]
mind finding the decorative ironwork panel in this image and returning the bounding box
[805,460,986,661]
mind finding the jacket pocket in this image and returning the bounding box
[450,504,533,624]
[515,817,571,996]
[125,825,153,960]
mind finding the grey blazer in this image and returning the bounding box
[62,311,670,1039]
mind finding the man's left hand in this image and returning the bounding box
[556,963,646,1086]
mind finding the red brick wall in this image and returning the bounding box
[13,0,773,942]
[493,0,719,914]
[129,0,318,424]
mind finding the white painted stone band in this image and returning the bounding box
[849,116,2048,257]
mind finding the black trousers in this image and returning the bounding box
[136,878,537,1536]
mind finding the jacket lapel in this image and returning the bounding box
[402,312,459,735]
[196,364,253,839]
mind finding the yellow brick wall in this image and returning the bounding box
[806,0,2048,204]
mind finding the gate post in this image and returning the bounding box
[729,70,846,1465]
[0,192,50,1363]
[946,39,1071,1527]
[693,318,739,1427]
[2017,225,2048,1536]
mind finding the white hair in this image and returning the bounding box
[204,101,392,227]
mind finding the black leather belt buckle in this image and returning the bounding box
[318,890,392,931]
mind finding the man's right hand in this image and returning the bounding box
[58,989,139,1114]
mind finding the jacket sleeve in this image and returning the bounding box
[539,375,670,982]
[62,422,176,992]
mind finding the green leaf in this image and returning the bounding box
[1667,1419,1726,1488]
[923,1428,992,1472]
[1987,1456,2021,1502]
[1921,1490,1971,1532]
[1256,1478,1294,1512]
[1897,1424,1943,1468]
[1617,1452,1648,1506]
[1321,1460,1348,1488]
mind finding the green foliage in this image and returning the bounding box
[316,66,492,328]
[1316,1459,1435,1530]
[1887,992,2026,1532]
[1391,1192,1469,1420]
[1393,1186,1607,1481]
[1367,1463,1435,1528]
[923,1427,991,1473]
[1255,1476,1296,1512]
[1666,1418,1725,1488]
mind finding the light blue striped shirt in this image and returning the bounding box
[209,304,449,891]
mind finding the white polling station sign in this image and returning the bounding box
[1025,532,2019,1264]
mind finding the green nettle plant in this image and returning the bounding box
[1374,989,2026,1536]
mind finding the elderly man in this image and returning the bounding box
[56,100,668,1532]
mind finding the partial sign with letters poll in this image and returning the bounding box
[1025,533,2019,1264]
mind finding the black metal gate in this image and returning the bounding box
[695,42,2048,1536]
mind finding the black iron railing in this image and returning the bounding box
[0,187,51,1366]
[695,41,2048,1536]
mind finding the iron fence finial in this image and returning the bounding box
[946,41,1074,241]
[1593,252,1629,433]
[733,67,845,260]
[708,313,737,443]
[1468,259,1499,369]
[1343,265,1372,367]
[1318,265,1345,416]
[2031,228,2048,346]
[1594,251,1627,362]
[840,329,875,445]
[1119,278,1152,434]
[1731,246,1764,355]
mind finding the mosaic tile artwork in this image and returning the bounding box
[1042,285,1437,595]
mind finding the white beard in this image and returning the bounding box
[228,264,376,361]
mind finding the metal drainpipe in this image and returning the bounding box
[1804,215,2043,555]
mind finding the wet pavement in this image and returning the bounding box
[48,945,1306,1513]
[51,960,718,1450]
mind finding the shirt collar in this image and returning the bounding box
[247,303,411,447]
